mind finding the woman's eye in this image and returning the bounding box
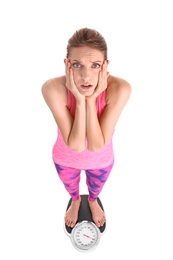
[72,63,81,68]
[92,63,100,69]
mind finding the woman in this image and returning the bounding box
[42,28,131,228]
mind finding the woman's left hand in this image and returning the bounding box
[87,60,109,101]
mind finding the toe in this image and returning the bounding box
[70,221,75,228]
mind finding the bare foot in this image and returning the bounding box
[65,197,81,228]
[88,199,106,227]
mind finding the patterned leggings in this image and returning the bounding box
[54,162,114,201]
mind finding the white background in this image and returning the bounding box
[0,0,173,259]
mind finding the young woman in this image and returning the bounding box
[42,28,131,228]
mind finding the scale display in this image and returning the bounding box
[71,221,100,251]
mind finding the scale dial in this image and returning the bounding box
[71,221,101,252]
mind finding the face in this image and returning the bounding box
[66,46,105,96]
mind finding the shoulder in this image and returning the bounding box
[41,75,66,94]
[106,75,131,104]
[41,75,68,103]
[107,75,131,95]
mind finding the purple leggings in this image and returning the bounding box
[54,162,114,201]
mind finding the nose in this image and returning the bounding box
[81,68,90,82]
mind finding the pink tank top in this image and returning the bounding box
[52,89,114,169]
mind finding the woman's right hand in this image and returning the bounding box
[65,59,85,102]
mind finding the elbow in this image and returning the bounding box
[87,143,105,152]
[87,137,110,152]
[66,141,86,153]
[88,147,103,152]
[65,135,86,152]
[72,147,85,153]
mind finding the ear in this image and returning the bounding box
[106,60,110,65]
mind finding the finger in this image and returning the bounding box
[66,61,71,87]
[98,70,103,87]
[99,62,106,86]
[69,67,74,85]
[64,59,69,74]
[99,62,107,86]
[69,66,77,92]
[103,60,108,74]
[102,61,109,84]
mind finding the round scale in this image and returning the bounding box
[64,194,106,252]
[71,221,100,252]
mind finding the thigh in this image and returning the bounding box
[86,161,114,184]
[54,163,81,183]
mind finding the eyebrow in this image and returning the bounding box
[71,59,103,63]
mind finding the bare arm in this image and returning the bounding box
[68,98,86,151]
[41,75,86,152]
[86,76,131,151]
[64,60,86,151]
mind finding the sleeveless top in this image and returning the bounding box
[52,89,114,170]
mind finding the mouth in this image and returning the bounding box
[80,84,93,90]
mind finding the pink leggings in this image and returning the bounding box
[54,162,114,201]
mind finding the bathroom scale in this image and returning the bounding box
[64,194,106,252]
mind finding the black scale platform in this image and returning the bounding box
[65,194,106,234]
